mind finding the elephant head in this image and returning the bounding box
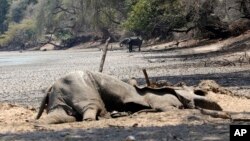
[119,38,131,47]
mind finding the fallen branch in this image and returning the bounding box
[199,108,250,121]
[170,26,196,33]
[134,109,160,115]
[231,118,250,122]
[222,59,236,66]
[198,108,231,119]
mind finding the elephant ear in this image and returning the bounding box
[36,86,52,119]
[127,38,131,43]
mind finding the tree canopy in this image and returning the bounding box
[0,0,249,49]
[0,0,10,33]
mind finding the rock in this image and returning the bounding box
[64,135,84,141]
[125,135,136,141]
[40,44,55,51]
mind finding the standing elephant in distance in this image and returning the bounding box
[120,37,143,52]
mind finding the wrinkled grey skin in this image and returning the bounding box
[120,37,142,52]
[36,71,222,124]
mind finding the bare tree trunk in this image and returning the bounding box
[99,37,111,72]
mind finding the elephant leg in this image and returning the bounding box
[38,107,76,124]
[146,94,183,111]
[73,101,100,121]
[82,106,99,121]
[129,44,132,52]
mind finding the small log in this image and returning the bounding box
[142,69,150,86]
[134,109,160,114]
[199,108,231,119]
[231,118,250,122]
[99,37,111,72]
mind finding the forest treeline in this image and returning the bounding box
[0,0,249,50]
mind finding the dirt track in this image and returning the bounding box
[0,33,250,140]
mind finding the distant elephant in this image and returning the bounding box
[36,71,222,124]
[120,37,143,52]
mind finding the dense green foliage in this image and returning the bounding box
[124,0,186,38]
[0,0,249,49]
[0,0,10,33]
[0,19,36,48]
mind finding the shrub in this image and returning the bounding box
[0,19,36,49]
[123,0,186,38]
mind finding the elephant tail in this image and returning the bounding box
[36,86,51,119]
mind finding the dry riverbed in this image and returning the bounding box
[0,32,250,140]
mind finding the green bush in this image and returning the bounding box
[123,0,186,38]
[0,19,36,48]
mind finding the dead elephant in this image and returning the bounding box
[36,71,222,124]
[120,37,142,52]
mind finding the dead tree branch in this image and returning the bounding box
[199,108,231,119]
[99,37,111,72]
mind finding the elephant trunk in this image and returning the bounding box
[120,43,123,47]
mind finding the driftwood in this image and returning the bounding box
[231,118,250,122]
[199,108,250,121]
[99,37,111,72]
[199,108,231,119]
[203,58,236,67]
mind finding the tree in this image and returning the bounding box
[0,19,36,48]
[8,0,38,23]
[34,0,128,44]
[123,0,186,38]
[0,0,10,34]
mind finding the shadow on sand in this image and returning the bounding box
[143,37,249,60]
[133,70,250,88]
[0,122,231,141]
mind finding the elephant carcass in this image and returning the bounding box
[36,71,222,124]
[120,37,142,52]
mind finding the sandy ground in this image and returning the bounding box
[0,91,249,141]
[0,31,250,140]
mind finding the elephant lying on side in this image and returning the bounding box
[36,71,222,124]
[120,37,142,52]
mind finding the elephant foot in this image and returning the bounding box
[83,107,98,121]
[37,108,76,124]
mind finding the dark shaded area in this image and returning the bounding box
[144,37,250,60]
[142,39,219,53]
[61,35,97,48]
[133,70,250,88]
[0,122,232,141]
